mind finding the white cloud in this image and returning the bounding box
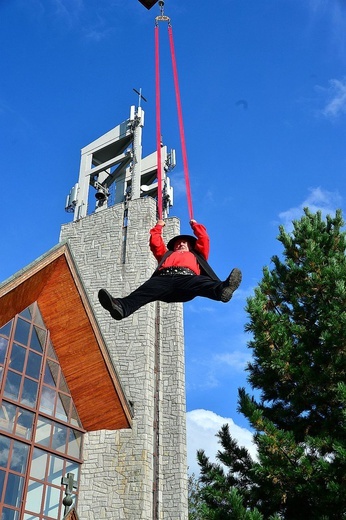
[84,27,113,42]
[17,0,116,40]
[0,446,10,466]
[186,302,217,314]
[214,350,251,371]
[308,1,346,45]
[278,187,342,230]
[187,409,256,476]
[321,78,346,118]
[186,336,250,392]
[171,170,187,196]
[22,0,83,17]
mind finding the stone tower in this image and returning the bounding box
[60,107,188,519]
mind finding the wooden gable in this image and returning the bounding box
[0,242,132,431]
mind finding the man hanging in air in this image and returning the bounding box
[98,219,242,320]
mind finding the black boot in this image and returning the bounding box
[220,268,242,302]
[98,289,124,320]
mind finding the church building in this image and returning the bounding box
[0,105,188,519]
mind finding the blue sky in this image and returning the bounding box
[2,0,346,475]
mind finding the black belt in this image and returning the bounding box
[157,267,196,276]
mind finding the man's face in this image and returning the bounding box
[174,239,190,252]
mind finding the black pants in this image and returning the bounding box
[117,274,224,318]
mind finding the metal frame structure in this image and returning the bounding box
[65,105,175,221]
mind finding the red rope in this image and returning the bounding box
[155,24,163,220]
[168,25,194,221]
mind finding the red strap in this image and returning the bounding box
[168,25,194,221]
[155,25,163,220]
[155,23,194,221]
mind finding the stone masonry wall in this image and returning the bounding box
[60,197,188,519]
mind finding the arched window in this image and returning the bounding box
[0,302,84,520]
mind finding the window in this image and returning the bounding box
[0,303,84,520]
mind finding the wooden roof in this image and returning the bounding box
[0,242,132,431]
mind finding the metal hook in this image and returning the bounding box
[155,0,170,23]
[159,0,164,16]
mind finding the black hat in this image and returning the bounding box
[167,235,197,251]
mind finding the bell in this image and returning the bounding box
[95,189,107,202]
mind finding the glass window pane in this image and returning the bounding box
[44,360,59,387]
[15,408,34,440]
[28,304,36,320]
[19,308,31,320]
[0,468,5,496]
[0,337,9,364]
[9,344,26,373]
[43,364,55,387]
[70,402,81,427]
[59,372,69,393]
[25,351,42,380]
[47,454,64,486]
[32,304,46,329]
[4,473,24,507]
[0,404,33,440]
[0,403,16,435]
[39,386,56,415]
[20,378,38,409]
[4,371,21,401]
[43,484,60,517]
[56,394,70,422]
[35,418,51,448]
[52,424,68,454]
[46,340,58,361]
[25,479,43,515]
[0,321,12,339]
[0,435,11,469]
[10,440,29,473]
[67,429,82,459]
[30,448,48,480]
[2,507,19,520]
[65,461,79,482]
[0,308,83,519]
[14,318,30,346]
[29,326,45,353]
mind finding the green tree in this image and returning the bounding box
[188,472,207,519]
[197,209,346,519]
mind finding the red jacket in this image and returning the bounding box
[149,222,210,275]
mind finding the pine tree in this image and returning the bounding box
[189,472,208,519]
[197,209,346,519]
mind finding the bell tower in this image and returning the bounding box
[65,105,175,221]
[60,106,188,519]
